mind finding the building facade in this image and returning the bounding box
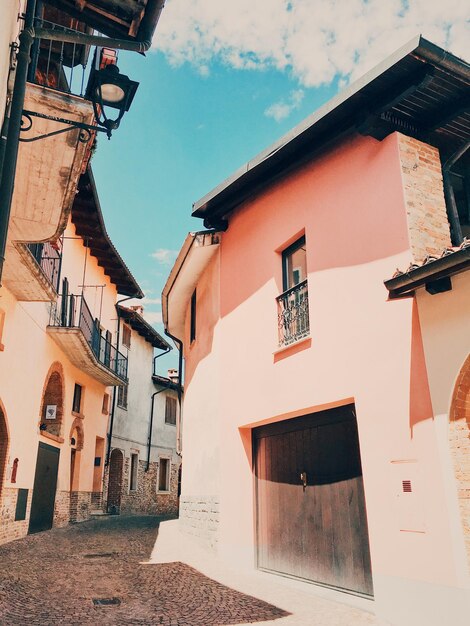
[163,37,470,626]
[104,305,182,518]
[0,0,163,543]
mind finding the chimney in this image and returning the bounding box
[130,305,144,316]
[167,368,179,384]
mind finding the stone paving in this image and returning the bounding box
[0,515,384,626]
[0,516,288,625]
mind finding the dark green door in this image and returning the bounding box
[29,442,60,534]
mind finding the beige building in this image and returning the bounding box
[0,1,164,543]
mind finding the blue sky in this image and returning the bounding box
[90,1,469,370]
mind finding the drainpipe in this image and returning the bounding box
[442,140,470,246]
[146,386,168,472]
[105,295,133,467]
[0,0,36,283]
[153,345,171,376]
[0,0,164,284]
[164,328,184,456]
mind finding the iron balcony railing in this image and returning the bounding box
[276,279,310,347]
[27,240,62,292]
[49,293,128,381]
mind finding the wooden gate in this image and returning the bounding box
[254,405,373,596]
[29,442,60,534]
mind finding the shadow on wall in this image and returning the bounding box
[220,134,410,320]
[409,300,434,434]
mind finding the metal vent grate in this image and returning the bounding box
[402,480,412,493]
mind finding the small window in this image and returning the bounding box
[190,289,196,343]
[72,384,82,414]
[122,323,131,348]
[165,397,177,425]
[282,236,307,291]
[158,458,170,492]
[130,453,138,491]
[102,393,110,414]
[117,385,128,409]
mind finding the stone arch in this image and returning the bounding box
[69,418,84,451]
[0,399,9,504]
[69,418,84,492]
[107,448,124,514]
[39,362,65,439]
[449,354,470,569]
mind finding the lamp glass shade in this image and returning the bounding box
[98,83,126,104]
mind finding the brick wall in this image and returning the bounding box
[104,451,180,517]
[53,490,70,527]
[449,354,470,569]
[398,133,452,263]
[179,496,219,553]
[69,491,92,523]
[0,487,32,545]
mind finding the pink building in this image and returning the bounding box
[163,37,470,626]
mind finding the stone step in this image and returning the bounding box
[90,510,109,517]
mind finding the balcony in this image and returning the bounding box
[47,294,127,386]
[276,280,310,347]
[1,240,62,302]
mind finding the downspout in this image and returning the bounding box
[442,140,470,246]
[164,328,184,456]
[146,386,168,471]
[0,0,36,282]
[153,345,171,376]
[105,295,133,467]
[0,2,163,283]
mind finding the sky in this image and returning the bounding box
[91,0,469,371]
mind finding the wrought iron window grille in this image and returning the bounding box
[276,279,310,347]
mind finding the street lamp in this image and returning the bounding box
[86,63,139,138]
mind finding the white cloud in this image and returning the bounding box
[142,296,162,306]
[153,1,470,88]
[150,248,179,265]
[143,311,163,325]
[265,89,304,121]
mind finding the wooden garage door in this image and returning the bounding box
[254,405,373,596]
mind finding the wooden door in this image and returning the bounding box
[254,405,373,596]
[29,442,60,534]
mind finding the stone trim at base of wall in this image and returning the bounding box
[0,487,32,545]
[70,491,92,523]
[179,495,219,553]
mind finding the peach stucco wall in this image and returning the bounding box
[0,217,117,499]
[180,132,470,625]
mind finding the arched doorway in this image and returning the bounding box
[107,449,124,514]
[0,401,9,504]
[449,354,470,570]
[39,362,65,438]
[69,419,84,492]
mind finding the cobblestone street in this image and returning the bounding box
[0,516,290,625]
[0,516,382,626]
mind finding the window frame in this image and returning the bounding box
[165,396,177,426]
[72,383,82,415]
[190,289,197,344]
[129,452,139,492]
[281,235,306,292]
[157,457,171,493]
[117,384,128,410]
[122,322,132,349]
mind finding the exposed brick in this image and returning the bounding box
[179,496,219,553]
[398,134,451,263]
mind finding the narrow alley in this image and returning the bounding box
[0,515,380,626]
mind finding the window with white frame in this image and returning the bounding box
[158,458,170,492]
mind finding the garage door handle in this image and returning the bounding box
[300,471,307,492]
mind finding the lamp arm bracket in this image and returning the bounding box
[19,109,106,143]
